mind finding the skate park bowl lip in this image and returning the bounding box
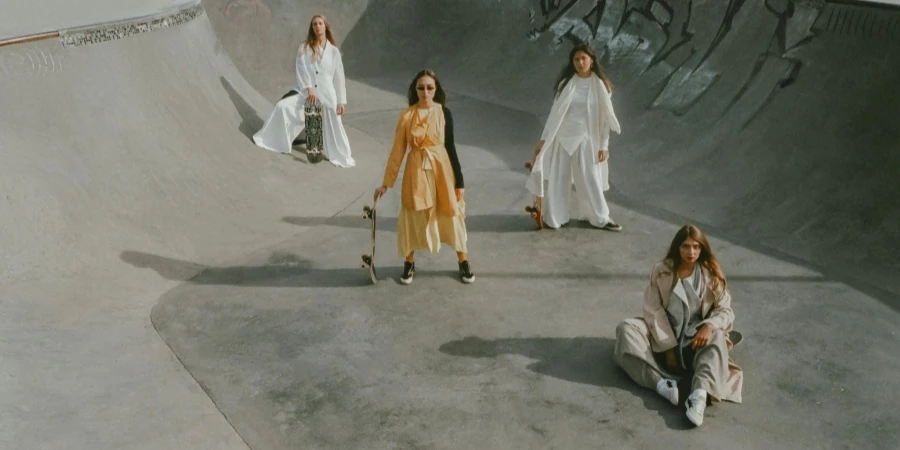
[0,0,200,43]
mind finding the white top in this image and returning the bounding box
[556,76,593,154]
[294,40,347,108]
[527,73,621,197]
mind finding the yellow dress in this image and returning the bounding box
[382,104,467,258]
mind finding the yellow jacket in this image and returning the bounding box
[382,104,462,216]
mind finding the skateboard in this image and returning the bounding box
[524,161,543,229]
[360,203,377,284]
[304,99,325,164]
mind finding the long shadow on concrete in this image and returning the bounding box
[124,250,707,286]
[220,76,263,141]
[439,336,693,430]
[122,250,378,287]
[124,249,826,288]
[283,213,535,233]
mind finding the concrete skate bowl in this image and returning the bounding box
[2,0,899,448]
[205,0,900,303]
[0,2,385,448]
[138,1,900,448]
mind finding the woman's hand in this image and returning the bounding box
[665,348,678,370]
[336,104,345,115]
[598,149,609,163]
[306,88,318,105]
[533,140,545,158]
[692,324,714,349]
[374,185,388,202]
[455,188,465,202]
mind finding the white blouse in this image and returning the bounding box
[556,76,593,154]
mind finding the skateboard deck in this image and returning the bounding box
[360,203,377,284]
[304,100,325,164]
[524,161,543,229]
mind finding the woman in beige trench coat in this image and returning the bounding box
[614,224,742,427]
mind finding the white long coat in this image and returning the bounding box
[526,74,620,197]
[294,41,347,109]
[252,41,354,167]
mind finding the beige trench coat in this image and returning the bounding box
[638,260,743,403]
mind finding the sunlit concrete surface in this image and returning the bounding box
[2,0,899,449]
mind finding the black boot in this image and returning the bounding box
[458,261,475,284]
[400,261,416,285]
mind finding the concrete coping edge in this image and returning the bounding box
[0,0,203,48]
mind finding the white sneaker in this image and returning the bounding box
[656,379,679,405]
[685,389,707,427]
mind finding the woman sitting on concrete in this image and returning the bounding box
[614,225,742,427]
[252,14,354,167]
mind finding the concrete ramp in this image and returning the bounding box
[0,4,384,449]
[3,0,899,449]
[211,0,900,299]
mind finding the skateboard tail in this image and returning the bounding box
[523,160,543,230]
[361,203,378,284]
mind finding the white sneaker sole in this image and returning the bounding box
[686,408,704,427]
[400,277,413,285]
[461,275,474,284]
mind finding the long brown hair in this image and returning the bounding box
[304,15,337,60]
[553,43,612,98]
[407,69,447,106]
[664,225,727,294]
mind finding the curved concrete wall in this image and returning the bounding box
[0,8,384,448]
[207,0,900,301]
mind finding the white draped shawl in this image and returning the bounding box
[526,74,621,197]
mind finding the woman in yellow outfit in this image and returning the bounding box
[374,70,474,285]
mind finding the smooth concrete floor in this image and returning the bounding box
[150,90,900,449]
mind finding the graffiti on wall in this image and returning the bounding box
[527,0,826,126]
[527,0,613,47]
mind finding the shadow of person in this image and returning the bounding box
[121,250,206,281]
[282,214,535,234]
[121,250,396,288]
[439,336,693,430]
[220,76,264,140]
[121,250,648,286]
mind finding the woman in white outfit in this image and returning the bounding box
[252,14,355,167]
[614,225,743,427]
[526,43,621,230]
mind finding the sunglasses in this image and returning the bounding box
[416,85,436,91]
